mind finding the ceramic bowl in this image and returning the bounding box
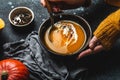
[38,14,92,56]
[8,6,34,27]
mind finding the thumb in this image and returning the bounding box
[89,36,99,49]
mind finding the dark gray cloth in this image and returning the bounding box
[3,31,87,80]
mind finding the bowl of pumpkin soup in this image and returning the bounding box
[38,14,92,56]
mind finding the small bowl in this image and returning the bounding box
[8,6,34,27]
[38,14,92,56]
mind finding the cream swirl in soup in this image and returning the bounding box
[44,20,86,55]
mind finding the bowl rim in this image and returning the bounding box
[8,6,34,27]
[38,13,92,56]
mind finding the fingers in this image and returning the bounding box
[93,45,104,53]
[89,36,98,49]
[77,36,104,60]
[77,48,93,60]
[41,0,46,7]
[40,0,62,12]
[40,0,63,6]
[77,44,104,60]
[49,0,64,1]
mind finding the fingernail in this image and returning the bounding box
[89,43,94,49]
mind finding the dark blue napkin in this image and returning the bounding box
[3,31,87,80]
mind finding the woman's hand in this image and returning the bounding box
[77,36,104,60]
[40,0,89,12]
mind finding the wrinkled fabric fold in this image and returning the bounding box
[3,31,87,80]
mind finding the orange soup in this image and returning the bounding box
[44,20,86,55]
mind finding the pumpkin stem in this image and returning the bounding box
[1,71,8,80]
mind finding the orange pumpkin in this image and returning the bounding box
[0,59,29,80]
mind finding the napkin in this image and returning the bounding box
[3,31,87,80]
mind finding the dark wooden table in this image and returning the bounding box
[0,0,120,80]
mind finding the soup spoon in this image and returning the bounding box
[45,0,54,27]
[45,0,59,42]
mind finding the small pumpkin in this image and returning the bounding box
[0,59,29,80]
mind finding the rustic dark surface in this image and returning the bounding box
[0,0,120,80]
